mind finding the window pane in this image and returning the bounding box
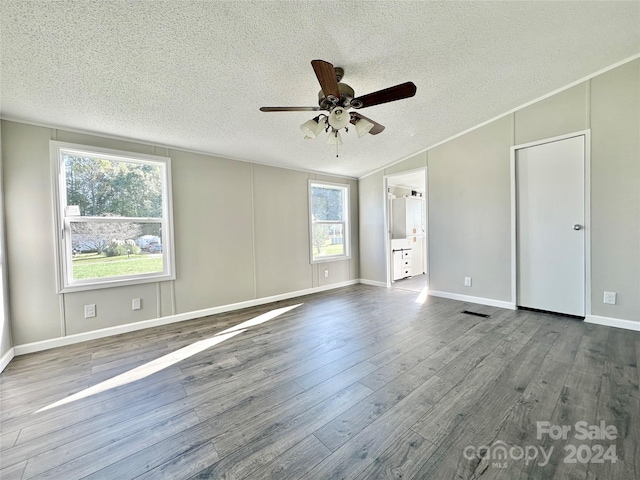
[64,153,163,218]
[70,222,163,280]
[311,186,344,221]
[312,223,344,258]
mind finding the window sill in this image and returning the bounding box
[59,272,175,293]
[311,255,351,264]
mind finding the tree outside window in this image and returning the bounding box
[51,142,175,291]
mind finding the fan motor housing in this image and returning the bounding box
[318,82,355,110]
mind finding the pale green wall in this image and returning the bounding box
[358,171,386,283]
[428,115,513,300]
[514,83,588,145]
[64,283,159,335]
[2,121,359,345]
[590,60,640,320]
[253,165,312,298]
[384,151,427,176]
[3,123,61,343]
[170,150,255,313]
[359,58,640,324]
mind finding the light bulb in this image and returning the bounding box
[328,108,350,130]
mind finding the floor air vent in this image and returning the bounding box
[461,310,490,318]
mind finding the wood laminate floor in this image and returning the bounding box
[1,285,638,479]
[392,274,429,293]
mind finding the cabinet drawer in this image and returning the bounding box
[402,250,412,259]
[402,259,411,268]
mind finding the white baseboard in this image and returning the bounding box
[13,279,361,356]
[585,314,640,332]
[359,279,388,288]
[0,347,15,373]
[428,290,517,310]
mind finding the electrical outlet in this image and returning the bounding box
[464,277,472,287]
[324,270,329,278]
[603,291,617,305]
[132,298,141,310]
[84,304,96,318]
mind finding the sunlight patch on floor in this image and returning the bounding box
[35,303,302,413]
[415,286,429,304]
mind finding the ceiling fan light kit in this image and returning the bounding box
[355,118,374,138]
[261,59,416,156]
[328,107,350,130]
[326,129,343,146]
[300,116,326,138]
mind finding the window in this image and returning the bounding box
[309,180,350,262]
[51,142,175,292]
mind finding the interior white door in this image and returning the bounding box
[516,135,585,316]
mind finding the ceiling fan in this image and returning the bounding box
[260,60,416,149]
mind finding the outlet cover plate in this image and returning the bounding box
[603,291,617,305]
[84,304,96,318]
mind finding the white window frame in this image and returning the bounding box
[308,180,350,263]
[50,141,176,293]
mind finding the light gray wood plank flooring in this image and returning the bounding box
[1,285,638,479]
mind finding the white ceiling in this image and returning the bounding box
[1,1,639,178]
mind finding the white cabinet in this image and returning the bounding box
[391,197,425,276]
[393,251,403,280]
[393,249,412,280]
[391,197,423,238]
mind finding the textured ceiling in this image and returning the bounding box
[1,1,639,178]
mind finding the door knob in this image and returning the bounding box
[573,224,582,230]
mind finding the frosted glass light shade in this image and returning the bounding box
[328,108,350,130]
[355,118,374,137]
[300,119,320,138]
[314,117,326,136]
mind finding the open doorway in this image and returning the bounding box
[384,168,428,292]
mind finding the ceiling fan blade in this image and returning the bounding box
[260,106,321,112]
[350,112,385,135]
[311,60,340,100]
[350,82,417,109]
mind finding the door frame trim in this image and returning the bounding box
[510,130,591,316]
[383,167,429,288]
